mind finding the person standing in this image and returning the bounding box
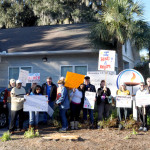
[29,85,42,131]
[42,77,57,124]
[96,80,111,129]
[9,80,26,134]
[136,82,147,131]
[83,76,96,129]
[146,77,150,94]
[3,79,16,126]
[70,84,83,130]
[56,80,70,132]
[116,82,130,130]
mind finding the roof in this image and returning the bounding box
[0,24,92,53]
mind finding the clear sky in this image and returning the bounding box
[141,0,150,22]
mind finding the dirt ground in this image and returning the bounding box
[0,125,150,150]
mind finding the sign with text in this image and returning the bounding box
[83,91,96,109]
[18,69,29,87]
[116,95,132,108]
[23,95,48,112]
[28,73,40,83]
[65,72,85,89]
[87,71,117,97]
[136,95,150,107]
[98,50,116,71]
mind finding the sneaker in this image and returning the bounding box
[118,124,123,130]
[143,127,147,132]
[138,127,143,131]
[59,128,67,132]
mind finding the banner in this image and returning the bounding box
[87,71,117,97]
[18,69,29,87]
[136,95,150,107]
[83,91,96,109]
[116,95,132,108]
[28,73,40,83]
[24,95,48,112]
[64,72,85,89]
[98,50,116,71]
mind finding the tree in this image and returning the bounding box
[89,0,144,73]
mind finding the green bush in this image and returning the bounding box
[1,131,11,142]
[24,128,40,138]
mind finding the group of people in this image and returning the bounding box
[3,75,150,134]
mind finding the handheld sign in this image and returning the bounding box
[18,69,29,87]
[98,50,116,71]
[28,73,40,83]
[84,91,96,109]
[136,95,150,107]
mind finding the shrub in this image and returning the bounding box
[24,128,40,138]
[1,131,11,142]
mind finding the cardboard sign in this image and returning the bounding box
[116,95,132,108]
[87,71,117,97]
[18,69,29,87]
[64,72,85,89]
[24,95,48,112]
[83,91,96,109]
[136,95,150,107]
[98,50,115,71]
[28,73,40,83]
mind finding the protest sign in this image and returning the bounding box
[28,73,40,83]
[136,95,150,107]
[18,69,29,87]
[24,95,48,112]
[87,71,117,97]
[64,72,85,89]
[116,95,132,108]
[98,50,116,71]
[83,91,96,109]
[48,105,54,117]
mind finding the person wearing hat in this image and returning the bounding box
[136,82,148,132]
[9,79,26,134]
[116,82,130,130]
[3,79,16,126]
[42,77,57,124]
[56,80,70,132]
[83,76,96,129]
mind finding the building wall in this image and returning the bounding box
[0,52,99,87]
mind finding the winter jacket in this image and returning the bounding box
[3,86,12,104]
[56,86,70,109]
[11,87,26,111]
[42,82,57,102]
[96,87,111,104]
[85,83,96,92]
[70,89,83,104]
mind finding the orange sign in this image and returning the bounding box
[64,72,85,89]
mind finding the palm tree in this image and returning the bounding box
[90,0,144,73]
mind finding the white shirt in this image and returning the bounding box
[70,89,82,104]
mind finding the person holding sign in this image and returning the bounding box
[136,82,148,132]
[96,80,111,129]
[9,80,26,134]
[116,82,130,130]
[28,85,42,131]
[70,84,84,130]
[83,76,96,129]
[56,80,70,132]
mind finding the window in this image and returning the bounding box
[123,61,129,69]
[8,66,32,91]
[61,65,88,77]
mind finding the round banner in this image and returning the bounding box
[116,69,144,89]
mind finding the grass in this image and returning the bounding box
[1,131,11,142]
[24,128,40,138]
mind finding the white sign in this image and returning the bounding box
[24,95,48,112]
[18,69,29,87]
[28,73,40,83]
[136,95,150,107]
[87,71,118,97]
[98,50,116,71]
[116,95,132,108]
[48,105,54,117]
[84,92,96,109]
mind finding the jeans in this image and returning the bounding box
[43,101,54,123]
[9,109,24,132]
[70,102,81,121]
[7,103,11,126]
[97,102,111,121]
[29,111,39,125]
[117,107,128,122]
[138,107,148,127]
[60,109,68,129]
[83,108,94,124]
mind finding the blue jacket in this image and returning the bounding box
[56,86,70,109]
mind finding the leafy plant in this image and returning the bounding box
[1,131,11,142]
[24,128,40,138]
